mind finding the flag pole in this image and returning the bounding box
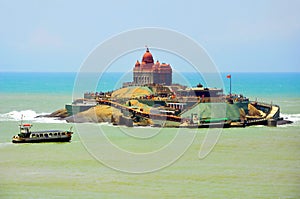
[227,74,232,96]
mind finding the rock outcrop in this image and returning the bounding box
[65,105,122,123]
[38,108,69,118]
[111,86,153,99]
[248,104,262,117]
[127,99,151,113]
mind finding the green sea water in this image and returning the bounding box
[0,122,299,198]
[0,73,300,198]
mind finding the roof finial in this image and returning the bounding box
[145,45,149,52]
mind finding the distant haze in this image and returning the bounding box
[0,0,299,72]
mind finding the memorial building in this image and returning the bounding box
[129,48,172,86]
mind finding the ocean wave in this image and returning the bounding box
[280,113,300,123]
[0,110,66,123]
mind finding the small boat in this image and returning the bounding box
[12,123,73,143]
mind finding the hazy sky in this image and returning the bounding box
[0,0,299,72]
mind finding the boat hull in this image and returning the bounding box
[12,136,72,143]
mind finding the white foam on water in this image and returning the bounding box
[0,110,66,123]
[280,113,300,124]
[0,110,41,120]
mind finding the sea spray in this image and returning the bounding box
[280,113,300,124]
[0,110,66,123]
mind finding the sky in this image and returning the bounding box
[0,0,299,72]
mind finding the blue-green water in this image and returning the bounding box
[0,72,299,198]
[1,72,300,97]
[1,72,300,118]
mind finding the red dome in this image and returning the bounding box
[142,48,154,64]
[135,60,140,67]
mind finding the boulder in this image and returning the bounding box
[248,104,261,117]
[127,99,151,113]
[239,108,246,121]
[65,105,122,123]
[111,86,153,99]
[37,108,69,118]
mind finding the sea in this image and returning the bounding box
[0,72,300,198]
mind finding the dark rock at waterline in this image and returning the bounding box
[36,109,69,118]
[48,109,69,118]
[277,118,293,125]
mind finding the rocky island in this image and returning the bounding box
[47,48,289,128]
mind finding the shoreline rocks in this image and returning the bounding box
[37,109,69,118]
[65,105,123,123]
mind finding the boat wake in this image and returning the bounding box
[0,110,66,123]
